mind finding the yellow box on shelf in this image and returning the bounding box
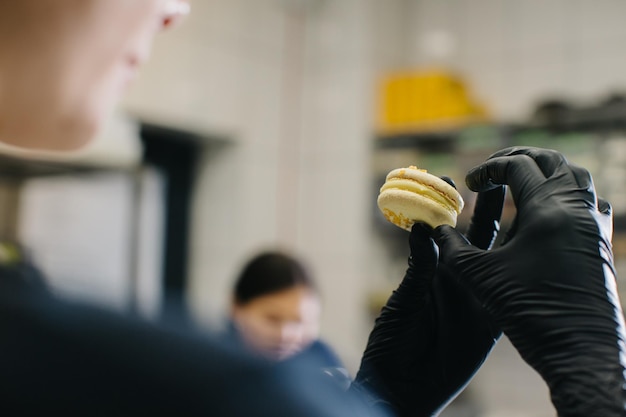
[376,68,490,135]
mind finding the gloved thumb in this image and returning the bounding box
[432,225,490,282]
[597,197,613,242]
[432,225,505,311]
[393,223,438,306]
[432,225,473,264]
[408,223,437,271]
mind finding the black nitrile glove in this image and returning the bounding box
[350,179,504,417]
[433,147,626,417]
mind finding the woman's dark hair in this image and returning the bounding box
[233,251,316,305]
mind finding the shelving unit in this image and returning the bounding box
[370,116,626,301]
[0,120,210,321]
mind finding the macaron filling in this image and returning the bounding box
[379,177,461,213]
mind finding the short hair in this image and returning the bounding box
[233,251,316,305]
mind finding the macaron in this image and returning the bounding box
[377,166,464,230]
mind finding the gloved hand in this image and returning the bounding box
[433,147,626,417]
[350,179,504,417]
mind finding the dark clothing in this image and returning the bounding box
[302,339,345,370]
[0,265,386,416]
[226,321,353,391]
[307,342,352,391]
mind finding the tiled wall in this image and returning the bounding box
[407,0,626,121]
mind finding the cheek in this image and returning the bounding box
[12,42,128,150]
[47,66,121,151]
[0,1,163,151]
[75,64,126,126]
[236,313,279,343]
[66,40,131,107]
[0,59,112,151]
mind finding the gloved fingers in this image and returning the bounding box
[569,163,598,203]
[597,197,614,242]
[499,213,518,246]
[432,225,487,278]
[435,259,503,339]
[568,164,612,242]
[487,146,569,179]
[598,197,612,216]
[465,186,505,250]
[381,223,438,313]
[433,225,500,310]
[465,155,546,211]
[494,148,600,205]
[409,222,438,273]
[439,175,457,189]
[432,225,469,261]
[438,175,505,250]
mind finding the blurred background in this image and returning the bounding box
[3,0,626,415]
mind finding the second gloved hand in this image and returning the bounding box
[433,147,626,417]
[351,182,504,417]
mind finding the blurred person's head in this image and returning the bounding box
[230,251,322,361]
[0,0,189,151]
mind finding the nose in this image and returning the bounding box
[161,0,191,30]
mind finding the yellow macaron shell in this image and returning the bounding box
[377,167,464,230]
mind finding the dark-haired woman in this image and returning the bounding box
[227,251,351,387]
